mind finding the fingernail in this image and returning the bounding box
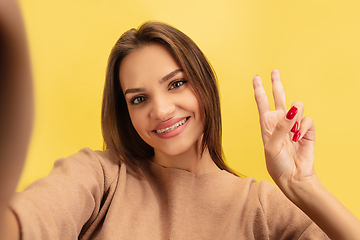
[286,106,298,120]
[293,131,301,142]
[291,121,298,133]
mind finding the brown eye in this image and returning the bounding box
[170,80,187,90]
[131,96,146,105]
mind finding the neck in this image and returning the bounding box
[152,143,220,176]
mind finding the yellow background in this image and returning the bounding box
[18,0,360,219]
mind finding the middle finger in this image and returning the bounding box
[271,69,286,111]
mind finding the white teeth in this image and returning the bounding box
[156,118,187,134]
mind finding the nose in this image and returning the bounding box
[149,95,176,121]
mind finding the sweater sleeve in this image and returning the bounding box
[8,148,120,240]
[257,180,330,240]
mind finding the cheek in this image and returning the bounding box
[187,91,204,121]
[179,92,205,129]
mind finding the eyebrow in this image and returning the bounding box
[124,69,183,95]
[124,87,146,95]
[159,69,183,84]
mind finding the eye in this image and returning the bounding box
[130,96,147,105]
[169,80,187,90]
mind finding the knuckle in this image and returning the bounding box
[303,116,315,130]
[293,101,304,109]
[303,116,313,123]
[272,87,284,94]
[264,142,279,159]
[255,93,268,104]
[274,122,284,132]
[264,144,272,154]
[255,91,267,99]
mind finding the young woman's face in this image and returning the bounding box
[119,43,204,157]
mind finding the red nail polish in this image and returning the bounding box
[286,106,298,120]
[291,121,298,133]
[293,131,301,142]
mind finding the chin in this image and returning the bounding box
[154,138,201,158]
[154,146,189,157]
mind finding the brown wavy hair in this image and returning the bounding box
[101,21,238,177]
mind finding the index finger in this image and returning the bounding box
[253,75,271,116]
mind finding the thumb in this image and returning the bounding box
[267,105,299,150]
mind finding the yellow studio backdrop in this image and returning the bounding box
[18,0,360,219]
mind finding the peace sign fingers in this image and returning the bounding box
[253,70,291,146]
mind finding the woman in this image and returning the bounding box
[101,21,236,177]
[1,1,360,239]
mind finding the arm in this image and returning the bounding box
[0,0,33,239]
[253,70,360,239]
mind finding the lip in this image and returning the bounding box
[153,117,189,131]
[152,117,190,139]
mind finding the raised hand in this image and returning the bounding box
[253,70,316,191]
[0,1,32,239]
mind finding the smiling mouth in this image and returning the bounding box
[154,117,188,134]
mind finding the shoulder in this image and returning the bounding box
[21,148,123,194]
[229,177,297,215]
[251,179,329,238]
[215,172,274,197]
[222,174,285,201]
[224,176,328,238]
[64,148,122,187]
[214,173,294,215]
[61,148,120,173]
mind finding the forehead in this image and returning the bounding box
[119,43,181,89]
